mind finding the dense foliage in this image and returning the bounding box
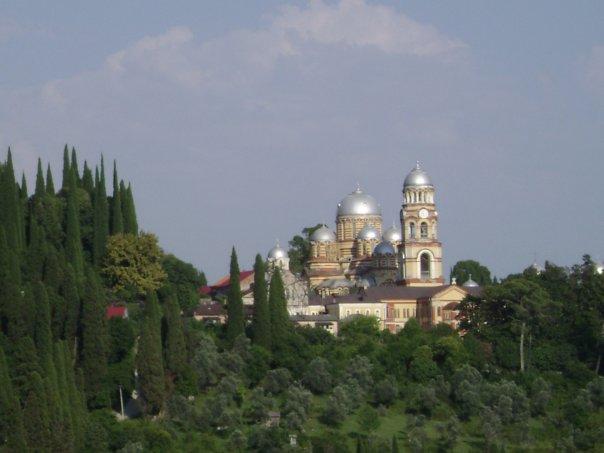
[0,148,602,452]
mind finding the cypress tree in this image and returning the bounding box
[34,159,46,199]
[46,163,55,195]
[121,180,138,235]
[226,247,245,343]
[268,267,290,349]
[110,161,123,235]
[22,371,51,450]
[65,167,84,283]
[0,345,27,451]
[10,335,41,400]
[138,292,165,414]
[0,226,26,340]
[82,161,94,195]
[25,210,46,282]
[0,149,22,251]
[33,282,54,374]
[62,264,80,346]
[20,172,28,200]
[163,293,187,378]
[53,341,75,452]
[92,164,109,266]
[79,267,108,408]
[61,342,87,449]
[71,147,80,185]
[126,183,138,235]
[62,144,70,190]
[252,254,271,350]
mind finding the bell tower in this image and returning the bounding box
[398,163,443,286]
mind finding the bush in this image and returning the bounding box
[302,357,332,394]
[374,376,398,406]
[263,368,292,395]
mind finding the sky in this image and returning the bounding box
[1,0,603,281]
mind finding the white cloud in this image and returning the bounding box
[273,0,464,56]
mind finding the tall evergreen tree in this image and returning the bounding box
[20,172,28,200]
[252,254,271,350]
[93,164,109,266]
[82,161,94,195]
[34,158,45,198]
[65,167,84,283]
[0,226,25,339]
[46,163,55,195]
[33,282,54,374]
[268,267,290,349]
[137,292,165,414]
[71,147,80,185]
[62,264,81,347]
[226,247,245,343]
[53,341,76,452]
[0,346,27,451]
[121,181,138,235]
[110,161,123,235]
[163,292,187,378]
[62,144,70,190]
[0,149,23,251]
[22,371,51,450]
[79,267,108,408]
[126,183,138,234]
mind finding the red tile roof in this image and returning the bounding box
[199,270,254,294]
[106,305,127,319]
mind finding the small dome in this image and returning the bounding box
[267,241,287,260]
[310,225,336,243]
[357,224,379,241]
[337,186,381,217]
[404,162,433,188]
[382,224,402,243]
[463,274,479,288]
[373,241,396,256]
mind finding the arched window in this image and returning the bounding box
[420,222,428,238]
[365,309,370,316]
[409,222,416,239]
[420,253,431,279]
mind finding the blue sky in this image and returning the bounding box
[1,0,603,280]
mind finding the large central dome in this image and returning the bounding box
[337,187,381,217]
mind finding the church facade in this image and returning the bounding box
[302,162,444,293]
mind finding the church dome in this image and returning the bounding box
[357,224,379,241]
[404,162,433,188]
[337,186,381,217]
[373,241,396,256]
[463,274,479,288]
[382,225,402,243]
[267,241,287,260]
[310,225,336,243]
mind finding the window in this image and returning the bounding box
[420,222,428,238]
[365,309,370,316]
[375,309,380,318]
[420,253,431,279]
[437,307,442,316]
[409,222,416,239]
[346,310,351,317]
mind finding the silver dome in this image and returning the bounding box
[310,225,336,243]
[337,186,381,217]
[463,274,479,288]
[267,241,287,260]
[373,241,396,256]
[382,224,402,243]
[403,162,433,188]
[357,224,379,241]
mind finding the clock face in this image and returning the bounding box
[419,208,429,219]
